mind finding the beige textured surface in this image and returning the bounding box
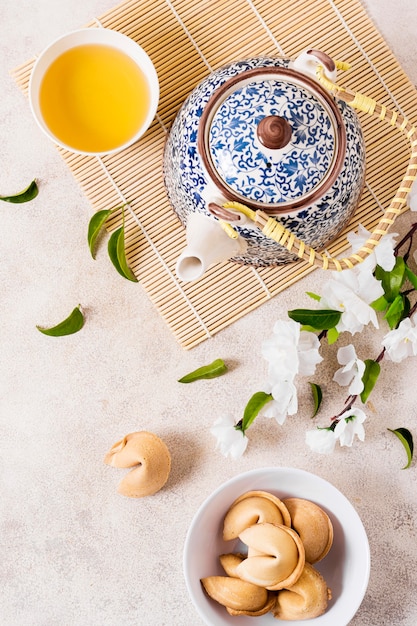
[1,1,417,625]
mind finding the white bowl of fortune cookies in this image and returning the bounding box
[183,467,370,626]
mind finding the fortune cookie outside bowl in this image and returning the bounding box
[104,431,171,498]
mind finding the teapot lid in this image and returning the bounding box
[197,67,346,214]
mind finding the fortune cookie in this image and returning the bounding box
[104,431,171,497]
[219,553,245,578]
[223,490,291,540]
[273,562,332,620]
[283,497,334,563]
[201,576,269,613]
[236,522,305,591]
[226,592,277,617]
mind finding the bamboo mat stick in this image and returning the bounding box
[10,0,417,348]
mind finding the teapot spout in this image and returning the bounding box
[176,213,247,282]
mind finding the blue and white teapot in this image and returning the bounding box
[163,50,366,282]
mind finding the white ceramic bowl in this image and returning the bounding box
[184,467,370,626]
[29,28,159,156]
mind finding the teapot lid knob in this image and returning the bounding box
[256,115,292,150]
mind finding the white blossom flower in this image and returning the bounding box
[333,344,365,395]
[297,330,323,376]
[307,407,367,453]
[262,319,301,381]
[347,224,397,272]
[261,397,288,425]
[305,427,336,454]
[381,313,417,362]
[210,415,248,459]
[261,320,322,427]
[320,269,383,334]
[261,379,298,425]
[262,319,322,382]
[333,407,367,446]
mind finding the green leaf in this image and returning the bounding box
[116,224,138,282]
[108,227,125,276]
[108,226,138,282]
[36,305,84,336]
[360,359,381,403]
[388,427,414,469]
[371,294,389,312]
[405,266,417,290]
[402,295,411,319]
[178,358,228,383]
[383,294,409,330]
[88,209,113,259]
[309,382,322,417]
[306,291,321,302]
[375,257,406,301]
[327,327,339,345]
[384,294,405,329]
[241,391,273,432]
[0,179,39,203]
[288,309,341,330]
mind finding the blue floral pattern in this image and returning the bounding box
[209,79,335,204]
[163,57,365,267]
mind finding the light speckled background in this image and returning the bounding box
[1,1,417,625]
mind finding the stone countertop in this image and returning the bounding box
[1,1,417,625]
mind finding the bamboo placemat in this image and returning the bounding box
[12,0,417,349]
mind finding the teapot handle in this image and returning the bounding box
[222,62,417,271]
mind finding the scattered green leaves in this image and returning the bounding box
[360,359,381,404]
[241,391,273,432]
[108,226,138,282]
[288,309,341,330]
[0,179,39,203]
[388,427,414,469]
[88,209,113,258]
[178,358,228,383]
[87,204,138,282]
[36,305,84,336]
[309,382,322,417]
